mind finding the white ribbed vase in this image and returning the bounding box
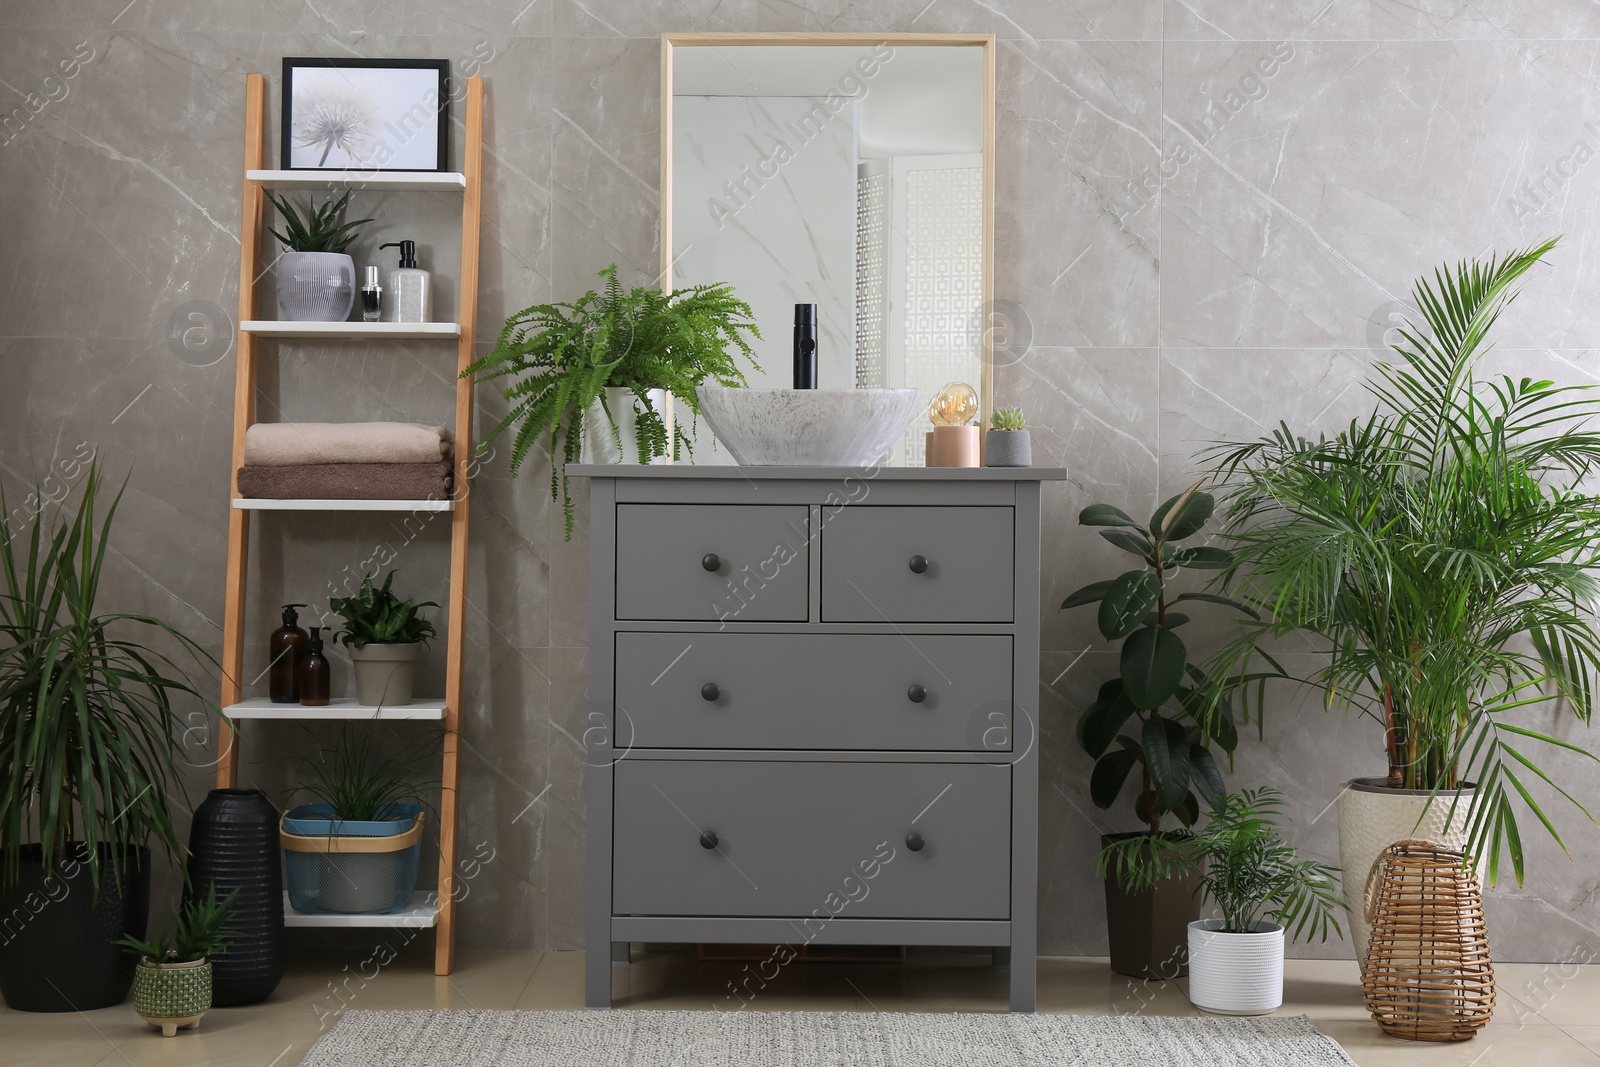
[1187,920,1285,1016]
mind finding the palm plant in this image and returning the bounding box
[1204,236,1600,884]
[463,265,760,539]
[1099,788,1343,940]
[0,466,213,888]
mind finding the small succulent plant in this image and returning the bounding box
[265,189,372,254]
[990,407,1026,431]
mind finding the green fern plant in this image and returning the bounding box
[328,571,437,649]
[462,265,761,538]
[990,407,1026,431]
[265,190,371,254]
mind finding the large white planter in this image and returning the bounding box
[1187,919,1285,1016]
[1337,777,1473,967]
[348,642,422,707]
[581,387,670,465]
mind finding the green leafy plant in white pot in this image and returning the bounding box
[266,189,371,322]
[328,571,437,708]
[1203,237,1600,962]
[1100,788,1342,1016]
[116,885,241,1037]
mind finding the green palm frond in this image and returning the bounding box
[1204,236,1600,885]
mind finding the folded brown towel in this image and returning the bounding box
[243,422,453,467]
[236,461,453,500]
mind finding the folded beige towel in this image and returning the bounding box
[243,422,453,467]
[236,461,453,500]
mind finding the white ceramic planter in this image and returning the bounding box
[1337,777,1473,966]
[581,386,670,465]
[348,642,422,707]
[1187,919,1285,1016]
[275,251,355,322]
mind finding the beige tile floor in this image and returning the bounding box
[5,946,1599,1066]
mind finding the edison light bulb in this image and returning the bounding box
[929,381,978,427]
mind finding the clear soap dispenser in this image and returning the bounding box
[378,239,431,323]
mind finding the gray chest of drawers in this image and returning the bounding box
[574,464,1066,1012]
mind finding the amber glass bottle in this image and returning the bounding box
[297,626,331,707]
[267,603,308,703]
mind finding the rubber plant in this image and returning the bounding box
[462,265,761,538]
[1061,482,1254,831]
[1204,235,1600,884]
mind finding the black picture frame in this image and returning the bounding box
[280,57,450,172]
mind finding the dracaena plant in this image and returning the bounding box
[265,189,371,254]
[327,571,437,649]
[1061,483,1255,832]
[0,465,214,890]
[1204,236,1600,885]
[1099,788,1343,941]
[463,265,760,539]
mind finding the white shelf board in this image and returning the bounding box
[241,321,460,339]
[224,697,446,721]
[233,498,453,512]
[247,169,465,192]
[283,892,440,929]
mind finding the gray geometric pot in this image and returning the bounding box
[275,251,355,322]
[985,429,1032,467]
[348,642,422,707]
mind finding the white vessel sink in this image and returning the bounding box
[695,386,924,466]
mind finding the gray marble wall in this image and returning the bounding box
[4,1,1600,966]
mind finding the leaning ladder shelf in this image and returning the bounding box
[216,72,484,975]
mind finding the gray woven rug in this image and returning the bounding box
[298,1009,1357,1066]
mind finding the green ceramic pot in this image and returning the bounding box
[132,959,211,1036]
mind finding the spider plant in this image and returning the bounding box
[1099,788,1343,940]
[1204,235,1600,884]
[462,265,760,539]
[292,724,432,824]
[0,465,213,889]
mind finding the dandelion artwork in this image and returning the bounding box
[281,58,449,172]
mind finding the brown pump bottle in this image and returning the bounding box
[268,603,309,703]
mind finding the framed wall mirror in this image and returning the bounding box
[661,33,996,465]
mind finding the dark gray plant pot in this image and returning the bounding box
[985,429,1032,467]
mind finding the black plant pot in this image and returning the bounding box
[0,843,151,1012]
[1102,832,1201,980]
[187,788,284,1006]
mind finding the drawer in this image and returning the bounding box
[615,633,1012,751]
[822,506,1014,622]
[612,761,1010,918]
[615,504,809,622]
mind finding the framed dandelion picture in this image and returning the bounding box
[281,58,450,172]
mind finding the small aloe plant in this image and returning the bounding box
[115,884,242,963]
[990,407,1026,431]
[265,189,372,254]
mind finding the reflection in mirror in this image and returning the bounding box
[668,40,990,465]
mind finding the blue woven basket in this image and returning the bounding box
[280,803,424,915]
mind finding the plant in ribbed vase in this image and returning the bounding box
[265,190,372,322]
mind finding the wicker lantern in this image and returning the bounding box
[1361,839,1495,1041]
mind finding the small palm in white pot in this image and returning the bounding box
[1100,787,1342,1015]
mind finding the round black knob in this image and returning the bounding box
[700,830,718,850]
[702,553,721,572]
[701,682,721,702]
[908,555,930,574]
[907,684,927,704]
[906,831,925,852]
